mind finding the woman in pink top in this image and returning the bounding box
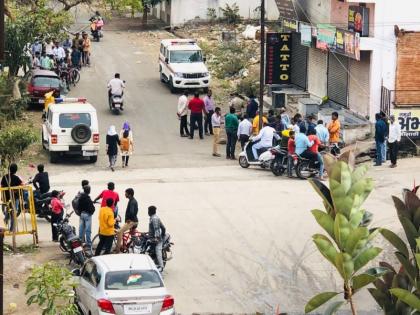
[50,190,64,241]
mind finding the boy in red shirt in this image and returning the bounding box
[307,129,325,180]
[94,182,120,217]
[287,131,296,178]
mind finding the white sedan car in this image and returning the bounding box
[74,254,175,315]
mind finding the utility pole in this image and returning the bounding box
[258,0,265,130]
[0,228,4,313]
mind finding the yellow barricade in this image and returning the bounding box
[0,185,38,247]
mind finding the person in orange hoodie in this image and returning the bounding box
[327,111,341,144]
[95,198,115,256]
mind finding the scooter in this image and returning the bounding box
[238,140,276,169]
[270,146,289,176]
[108,94,124,114]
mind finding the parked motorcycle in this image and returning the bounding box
[269,146,289,176]
[55,210,86,265]
[238,140,276,169]
[129,233,174,269]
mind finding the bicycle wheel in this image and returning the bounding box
[90,234,118,254]
[72,69,81,84]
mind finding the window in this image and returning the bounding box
[33,76,60,88]
[81,261,95,284]
[170,50,202,63]
[105,270,163,290]
[59,113,91,128]
[48,109,52,125]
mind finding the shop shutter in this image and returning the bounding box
[290,33,308,89]
[307,48,328,98]
[327,53,349,107]
[348,51,371,116]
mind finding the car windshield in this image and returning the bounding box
[33,76,60,88]
[105,270,163,290]
[170,50,202,63]
[59,113,91,128]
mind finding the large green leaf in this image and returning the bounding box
[309,179,334,213]
[313,234,338,266]
[304,292,340,313]
[345,227,369,256]
[354,247,382,273]
[348,178,374,204]
[334,213,351,250]
[393,196,411,220]
[368,288,394,310]
[416,253,420,270]
[395,252,417,283]
[390,288,420,310]
[311,209,334,239]
[351,165,368,184]
[335,253,354,281]
[352,273,377,291]
[403,190,420,216]
[380,228,409,259]
[330,161,352,193]
[349,209,364,228]
[324,301,345,315]
[399,216,418,251]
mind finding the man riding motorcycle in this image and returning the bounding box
[294,132,324,178]
[251,122,280,160]
[107,73,125,110]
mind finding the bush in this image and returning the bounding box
[236,77,259,97]
[207,8,217,22]
[220,3,241,25]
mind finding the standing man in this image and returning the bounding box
[211,107,222,157]
[82,32,91,66]
[252,110,268,135]
[55,42,66,64]
[95,198,115,256]
[237,114,252,151]
[225,107,239,160]
[327,112,341,145]
[203,89,215,136]
[188,92,205,140]
[116,188,138,253]
[32,164,50,195]
[315,120,329,146]
[374,113,387,166]
[246,94,258,119]
[177,91,190,137]
[380,111,390,163]
[94,182,120,217]
[388,115,402,168]
[294,114,307,135]
[280,107,290,127]
[307,129,325,180]
[287,131,296,178]
[148,206,165,272]
[78,185,95,249]
[306,116,317,136]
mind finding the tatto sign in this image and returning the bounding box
[265,33,291,85]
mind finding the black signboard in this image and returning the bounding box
[348,6,369,37]
[265,33,291,85]
[275,0,297,19]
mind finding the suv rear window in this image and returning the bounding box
[33,76,60,88]
[105,270,163,290]
[59,113,91,128]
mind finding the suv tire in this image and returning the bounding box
[49,152,59,164]
[71,124,92,144]
[169,78,176,94]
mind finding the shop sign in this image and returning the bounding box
[282,18,298,32]
[265,33,291,85]
[316,24,336,51]
[348,6,369,37]
[392,109,420,139]
[275,0,297,19]
[332,29,360,61]
[299,22,312,47]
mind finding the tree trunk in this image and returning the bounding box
[142,9,147,24]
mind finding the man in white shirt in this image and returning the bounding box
[211,107,222,157]
[237,114,252,151]
[388,115,402,168]
[55,43,66,63]
[177,90,189,137]
[107,73,126,110]
[45,40,54,58]
[252,122,280,160]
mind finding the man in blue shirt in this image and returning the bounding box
[375,113,387,166]
[315,120,329,145]
[295,132,323,176]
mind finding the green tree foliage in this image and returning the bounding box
[304,162,387,314]
[25,262,79,315]
[369,187,420,314]
[220,2,241,25]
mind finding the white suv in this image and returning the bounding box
[159,39,210,93]
[42,100,100,163]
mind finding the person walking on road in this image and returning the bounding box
[237,114,252,151]
[94,182,120,217]
[177,91,190,137]
[50,190,64,242]
[225,107,239,160]
[116,188,139,253]
[204,89,215,136]
[119,121,133,140]
[106,125,120,171]
[148,205,165,272]
[188,92,205,139]
[95,198,115,256]
[388,115,401,168]
[374,113,387,166]
[211,107,222,157]
[78,185,95,248]
[120,130,133,168]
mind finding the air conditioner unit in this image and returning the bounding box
[272,91,287,108]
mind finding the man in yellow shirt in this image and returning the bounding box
[252,111,268,135]
[95,198,115,256]
[327,111,341,144]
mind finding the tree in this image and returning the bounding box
[304,161,387,314]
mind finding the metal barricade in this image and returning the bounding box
[0,185,38,248]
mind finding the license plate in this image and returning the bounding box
[73,246,82,253]
[39,99,45,104]
[83,151,97,156]
[124,304,152,314]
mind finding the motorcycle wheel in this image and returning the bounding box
[271,159,285,176]
[296,160,314,180]
[239,156,250,168]
[59,236,68,252]
[73,251,85,266]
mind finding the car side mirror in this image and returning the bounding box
[72,269,81,277]
[165,57,169,63]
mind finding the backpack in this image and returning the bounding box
[120,137,130,151]
[72,192,82,216]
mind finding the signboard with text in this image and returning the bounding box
[282,18,298,32]
[392,109,420,139]
[275,0,297,19]
[332,29,360,60]
[265,33,291,85]
[316,24,336,51]
[299,22,313,47]
[348,6,369,37]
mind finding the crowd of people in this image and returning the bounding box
[375,111,402,167]
[176,90,342,179]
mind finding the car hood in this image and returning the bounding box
[169,62,208,74]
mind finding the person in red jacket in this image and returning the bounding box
[188,92,205,139]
